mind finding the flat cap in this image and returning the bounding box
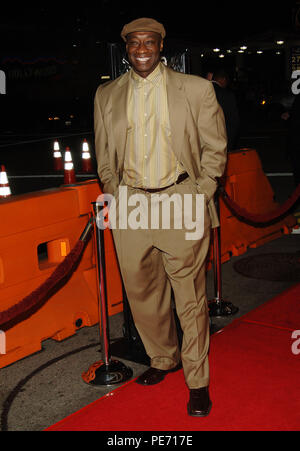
[121,17,166,42]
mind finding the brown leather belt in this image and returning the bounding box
[137,172,189,193]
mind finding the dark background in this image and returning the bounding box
[1,1,296,46]
[0,1,300,195]
[0,1,298,132]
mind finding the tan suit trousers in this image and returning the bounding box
[111,178,211,389]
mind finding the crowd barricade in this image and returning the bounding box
[0,149,297,368]
[0,180,123,368]
[207,148,296,266]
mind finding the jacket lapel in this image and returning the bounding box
[165,67,186,162]
[112,72,130,171]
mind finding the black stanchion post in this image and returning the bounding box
[81,203,133,386]
[208,188,239,317]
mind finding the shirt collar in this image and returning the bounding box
[130,62,164,88]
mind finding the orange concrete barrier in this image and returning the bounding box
[210,148,296,265]
[0,149,296,367]
[0,180,123,368]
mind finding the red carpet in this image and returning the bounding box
[46,284,300,431]
[240,283,300,332]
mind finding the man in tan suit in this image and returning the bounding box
[94,18,227,417]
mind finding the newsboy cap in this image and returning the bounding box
[121,17,166,42]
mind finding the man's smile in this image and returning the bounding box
[135,57,152,63]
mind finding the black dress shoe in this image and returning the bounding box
[135,363,182,386]
[187,387,212,417]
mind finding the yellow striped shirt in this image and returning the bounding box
[123,62,183,189]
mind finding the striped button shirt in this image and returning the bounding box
[123,62,184,189]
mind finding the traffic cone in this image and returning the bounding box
[64,148,76,185]
[53,140,63,171]
[81,139,93,173]
[0,165,12,198]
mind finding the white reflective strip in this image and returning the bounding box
[0,187,11,196]
[0,172,8,184]
[65,151,72,162]
[82,142,89,151]
[82,152,91,159]
[54,151,62,158]
[64,163,74,170]
[54,142,60,151]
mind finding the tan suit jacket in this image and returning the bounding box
[94,66,227,227]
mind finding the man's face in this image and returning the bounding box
[126,31,163,78]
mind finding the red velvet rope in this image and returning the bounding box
[1,184,299,329]
[0,240,85,329]
[220,183,300,227]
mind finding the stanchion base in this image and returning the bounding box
[82,359,133,387]
[208,299,239,317]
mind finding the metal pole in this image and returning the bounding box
[94,202,111,367]
[213,225,222,302]
[208,190,239,317]
[81,202,133,386]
